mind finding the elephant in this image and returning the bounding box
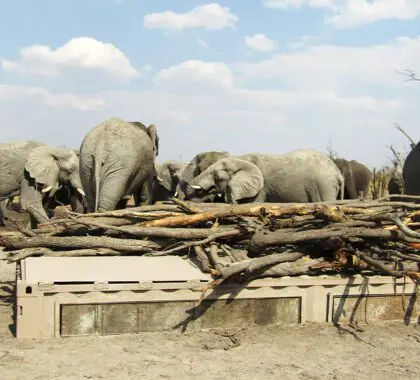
[0,141,84,227]
[151,160,187,202]
[187,157,264,203]
[79,118,159,212]
[388,164,403,195]
[187,149,345,203]
[42,182,85,217]
[0,199,9,226]
[403,142,420,195]
[176,151,231,200]
[333,158,373,199]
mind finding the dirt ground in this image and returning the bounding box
[0,212,419,380]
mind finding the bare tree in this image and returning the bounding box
[396,69,420,82]
[394,122,416,149]
[326,137,338,160]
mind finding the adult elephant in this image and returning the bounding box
[176,151,231,200]
[42,182,85,217]
[333,158,372,199]
[403,142,420,195]
[79,118,159,212]
[151,160,187,202]
[0,141,84,227]
[187,149,344,203]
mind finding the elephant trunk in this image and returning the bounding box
[68,171,86,197]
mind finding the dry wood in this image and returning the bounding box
[0,235,161,252]
[258,257,325,277]
[208,243,223,271]
[193,246,212,273]
[6,248,121,262]
[355,250,419,281]
[147,229,244,256]
[140,204,387,228]
[51,214,237,240]
[250,226,420,251]
[199,252,305,300]
[169,197,203,214]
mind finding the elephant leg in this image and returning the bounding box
[135,178,154,206]
[20,174,50,227]
[70,191,86,214]
[96,173,132,212]
[115,196,130,210]
[0,200,7,226]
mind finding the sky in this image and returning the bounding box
[0,0,419,169]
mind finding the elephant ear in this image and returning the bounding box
[147,124,159,157]
[25,146,60,191]
[229,164,264,201]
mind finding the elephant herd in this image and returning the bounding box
[1,117,418,229]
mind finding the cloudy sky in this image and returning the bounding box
[1,0,419,168]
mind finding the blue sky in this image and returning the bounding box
[1,0,419,168]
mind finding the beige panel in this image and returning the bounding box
[332,294,418,324]
[102,303,139,335]
[21,256,210,283]
[60,304,100,337]
[60,298,301,336]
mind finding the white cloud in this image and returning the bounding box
[154,60,235,91]
[287,35,319,49]
[1,37,419,169]
[0,84,106,110]
[245,34,277,53]
[263,0,336,9]
[143,3,238,30]
[197,38,210,48]
[238,36,420,92]
[0,37,138,81]
[263,1,420,28]
[327,0,420,29]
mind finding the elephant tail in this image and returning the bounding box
[338,173,345,201]
[93,154,102,212]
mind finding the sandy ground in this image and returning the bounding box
[0,212,419,379]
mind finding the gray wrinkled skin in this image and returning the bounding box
[187,149,344,203]
[152,160,187,202]
[188,158,264,204]
[333,158,372,199]
[403,142,420,195]
[0,141,83,227]
[177,151,231,200]
[79,118,158,212]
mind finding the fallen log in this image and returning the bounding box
[140,204,388,228]
[5,248,121,262]
[54,215,238,239]
[199,252,306,299]
[147,229,245,256]
[355,250,420,281]
[193,246,212,273]
[0,235,161,252]
[250,226,420,251]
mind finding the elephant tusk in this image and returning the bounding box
[174,192,178,197]
[42,185,53,193]
[76,188,86,197]
[156,176,163,182]
[191,185,202,190]
[217,193,223,197]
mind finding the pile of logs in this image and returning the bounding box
[0,196,419,287]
